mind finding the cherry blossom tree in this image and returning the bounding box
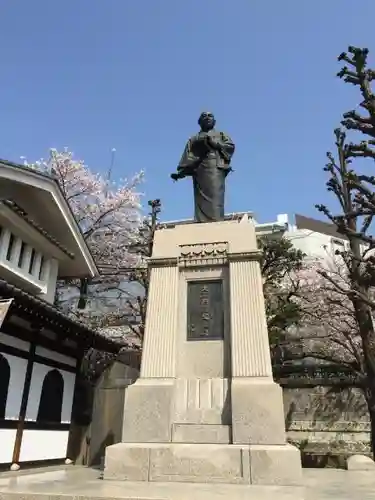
[97,199,162,345]
[288,256,362,372]
[25,148,144,322]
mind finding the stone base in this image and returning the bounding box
[231,378,287,445]
[347,454,375,470]
[104,442,302,486]
[121,379,175,443]
[172,424,231,444]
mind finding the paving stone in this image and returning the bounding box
[0,466,374,499]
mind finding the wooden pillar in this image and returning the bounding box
[11,340,36,465]
[66,346,86,464]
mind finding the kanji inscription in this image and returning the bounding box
[186,280,224,341]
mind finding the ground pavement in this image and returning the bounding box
[0,465,374,500]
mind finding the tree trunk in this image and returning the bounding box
[364,383,375,459]
[348,233,375,456]
[362,327,375,458]
[354,299,375,458]
[78,278,89,309]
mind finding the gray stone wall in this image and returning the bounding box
[283,386,370,454]
[88,360,139,465]
[72,354,140,466]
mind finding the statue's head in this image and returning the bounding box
[198,111,215,132]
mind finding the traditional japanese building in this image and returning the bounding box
[0,159,119,469]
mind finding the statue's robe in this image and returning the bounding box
[177,129,235,223]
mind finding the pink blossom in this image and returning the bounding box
[26,148,145,318]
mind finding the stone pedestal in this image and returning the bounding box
[104,218,302,489]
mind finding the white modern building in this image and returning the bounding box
[252,211,348,257]
[284,213,348,260]
[0,159,119,469]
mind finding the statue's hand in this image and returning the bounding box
[196,133,208,144]
[207,136,219,149]
[171,172,187,181]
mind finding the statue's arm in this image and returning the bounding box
[208,132,235,162]
[171,139,198,180]
[177,138,200,175]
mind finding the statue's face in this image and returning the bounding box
[199,112,215,132]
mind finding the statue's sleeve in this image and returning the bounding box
[177,138,200,176]
[216,132,235,164]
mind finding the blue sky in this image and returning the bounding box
[1,0,374,223]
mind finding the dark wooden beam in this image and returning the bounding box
[11,339,36,464]
[0,419,70,431]
[0,342,76,373]
[2,320,79,359]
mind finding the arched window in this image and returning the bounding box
[37,369,64,424]
[0,354,11,419]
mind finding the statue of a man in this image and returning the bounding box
[171,111,235,223]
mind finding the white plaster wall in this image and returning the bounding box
[19,430,69,461]
[0,332,30,351]
[35,346,76,367]
[41,258,59,303]
[25,363,76,423]
[0,429,17,463]
[0,352,27,419]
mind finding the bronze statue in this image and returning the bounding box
[171,112,235,223]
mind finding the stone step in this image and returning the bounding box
[0,479,304,500]
[104,442,302,487]
[172,423,231,444]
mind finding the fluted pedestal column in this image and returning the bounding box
[229,252,291,445]
[121,260,179,443]
[141,264,178,378]
[229,257,272,378]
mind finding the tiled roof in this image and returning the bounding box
[0,158,59,181]
[1,200,75,259]
[0,279,121,353]
[0,159,98,273]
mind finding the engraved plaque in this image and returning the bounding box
[187,280,224,341]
